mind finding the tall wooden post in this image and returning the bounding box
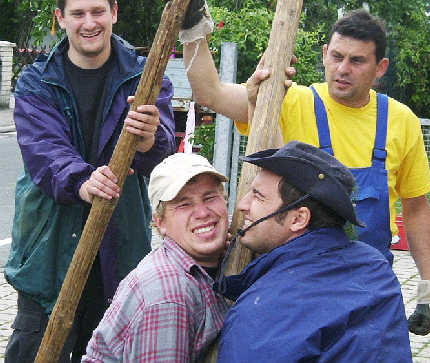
[226,0,303,276]
[204,0,303,361]
[34,1,191,361]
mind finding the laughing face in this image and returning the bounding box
[237,169,297,254]
[323,32,388,108]
[55,0,118,68]
[155,174,229,267]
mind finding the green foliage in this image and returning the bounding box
[293,23,326,86]
[206,5,273,83]
[1,0,55,47]
[205,5,325,85]
[192,123,216,162]
[115,1,164,47]
[1,0,20,42]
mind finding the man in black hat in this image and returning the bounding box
[181,5,430,336]
[215,141,412,362]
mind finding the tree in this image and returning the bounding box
[0,1,20,42]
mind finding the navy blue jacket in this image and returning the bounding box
[218,228,412,363]
[5,35,175,312]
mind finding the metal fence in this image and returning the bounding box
[421,119,430,160]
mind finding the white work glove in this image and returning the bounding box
[408,280,430,336]
[417,280,430,304]
[179,0,214,44]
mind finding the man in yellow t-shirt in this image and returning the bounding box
[181,4,430,335]
[238,83,430,255]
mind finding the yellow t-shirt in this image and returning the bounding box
[236,83,430,236]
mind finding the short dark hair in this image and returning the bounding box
[276,177,346,230]
[56,0,116,13]
[328,9,386,62]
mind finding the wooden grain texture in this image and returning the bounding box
[34,1,191,361]
[203,0,303,360]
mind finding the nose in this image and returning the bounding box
[82,13,97,28]
[237,192,251,213]
[193,202,211,219]
[337,59,351,74]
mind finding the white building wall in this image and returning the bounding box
[0,41,16,107]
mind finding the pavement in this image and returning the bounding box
[0,250,429,361]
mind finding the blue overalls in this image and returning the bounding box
[311,86,393,265]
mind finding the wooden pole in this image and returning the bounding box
[203,0,303,361]
[34,1,190,361]
[227,0,303,275]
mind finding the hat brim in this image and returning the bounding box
[159,170,228,204]
[242,151,364,227]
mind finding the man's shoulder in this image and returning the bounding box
[15,57,48,95]
[386,94,418,119]
[112,34,146,69]
[288,83,315,97]
[118,248,203,306]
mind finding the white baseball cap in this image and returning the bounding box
[149,153,228,210]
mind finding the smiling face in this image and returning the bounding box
[323,32,389,108]
[237,169,301,254]
[55,0,117,69]
[154,174,228,267]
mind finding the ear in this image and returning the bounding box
[290,207,311,233]
[376,57,389,79]
[153,213,167,237]
[111,1,118,25]
[55,8,66,30]
[322,44,328,66]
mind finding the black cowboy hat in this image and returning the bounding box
[242,141,365,227]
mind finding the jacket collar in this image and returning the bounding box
[219,227,351,301]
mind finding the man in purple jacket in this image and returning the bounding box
[4,0,175,362]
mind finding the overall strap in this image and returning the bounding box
[372,93,389,167]
[310,86,334,155]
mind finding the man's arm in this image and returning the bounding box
[402,195,430,279]
[402,195,430,336]
[14,94,96,204]
[83,301,192,362]
[184,40,249,122]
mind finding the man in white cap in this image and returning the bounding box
[83,153,229,362]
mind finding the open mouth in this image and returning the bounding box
[193,223,216,235]
[81,30,102,39]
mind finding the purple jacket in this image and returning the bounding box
[5,35,176,312]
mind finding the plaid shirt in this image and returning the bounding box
[82,237,229,362]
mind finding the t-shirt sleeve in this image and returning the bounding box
[233,83,303,138]
[396,112,430,198]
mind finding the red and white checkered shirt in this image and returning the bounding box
[82,237,229,362]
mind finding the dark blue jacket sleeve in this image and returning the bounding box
[14,94,94,204]
[133,76,176,176]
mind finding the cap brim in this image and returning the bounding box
[160,170,228,203]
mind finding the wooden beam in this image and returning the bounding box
[34,0,191,361]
